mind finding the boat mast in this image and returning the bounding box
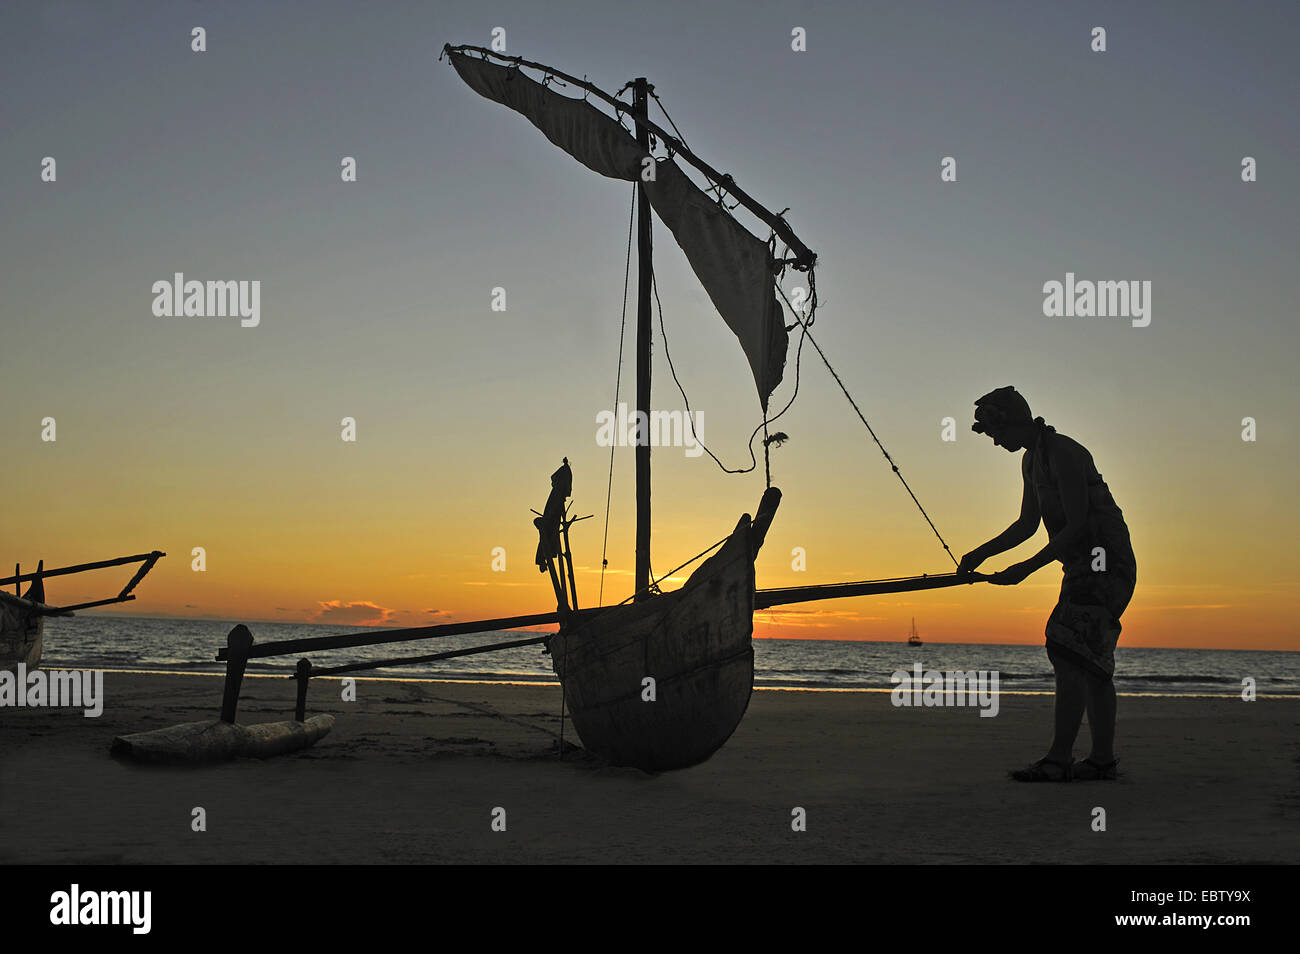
[633,76,653,601]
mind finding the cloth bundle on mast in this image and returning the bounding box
[446,50,788,408]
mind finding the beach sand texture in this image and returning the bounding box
[2,672,1296,864]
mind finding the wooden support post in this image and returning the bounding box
[117,551,163,599]
[556,553,569,609]
[219,624,254,724]
[561,519,579,612]
[545,557,569,617]
[294,658,312,722]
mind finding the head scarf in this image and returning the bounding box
[971,386,1033,435]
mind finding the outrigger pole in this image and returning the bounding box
[0,550,165,615]
[214,610,593,664]
[212,570,990,721]
[755,571,990,610]
[213,572,986,667]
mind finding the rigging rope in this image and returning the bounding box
[651,268,810,485]
[611,536,728,610]
[651,262,957,567]
[626,96,957,566]
[597,186,637,606]
[650,89,730,207]
[774,282,959,568]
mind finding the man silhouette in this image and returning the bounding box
[957,387,1136,781]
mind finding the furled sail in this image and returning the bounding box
[643,158,786,407]
[447,50,643,180]
[447,50,788,407]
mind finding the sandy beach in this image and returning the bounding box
[1,671,1296,864]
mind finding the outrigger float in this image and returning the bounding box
[114,45,993,769]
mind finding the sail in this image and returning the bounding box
[447,50,643,180]
[642,159,786,406]
[447,50,788,407]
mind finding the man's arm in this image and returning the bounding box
[990,440,1090,584]
[958,455,1041,574]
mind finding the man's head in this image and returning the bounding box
[972,386,1037,452]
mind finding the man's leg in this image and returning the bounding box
[1082,593,1126,766]
[1083,671,1117,764]
[1085,571,1133,766]
[1047,644,1087,763]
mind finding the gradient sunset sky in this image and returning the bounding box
[2,1,1296,650]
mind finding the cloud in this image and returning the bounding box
[756,607,887,627]
[425,608,453,618]
[313,600,398,627]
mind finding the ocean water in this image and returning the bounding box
[33,615,1300,697]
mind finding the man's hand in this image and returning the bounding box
[988,562,1033,586]
[956,551,985,578]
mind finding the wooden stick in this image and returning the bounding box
[216,609,598,662]
[543,558,568,617]
[0,551,164,587]
[37,595,135,616]
[294,659,312,722]
[561,520,579,612]
[556,553,570,609]
[755,572,990,610]
[305,635,549,677]
[444,45,817,269]
[117,552,163,598]
[219,624,254,723]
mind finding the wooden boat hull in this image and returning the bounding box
[0,580,46,672]
[549,490,778,771]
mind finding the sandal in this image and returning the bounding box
[1009,756,1072,782]
[1072,757,1119,781]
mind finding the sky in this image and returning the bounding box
[1,0,1296,650]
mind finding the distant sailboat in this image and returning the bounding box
[907,617,922,647]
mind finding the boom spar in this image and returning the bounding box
[442,44,816,269]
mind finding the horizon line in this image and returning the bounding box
[59,611,1297,653]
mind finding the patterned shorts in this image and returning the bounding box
[1044,560,1136,680]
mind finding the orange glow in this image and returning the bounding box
[12,452,1295,652]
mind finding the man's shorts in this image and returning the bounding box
[1044,559,1136,680]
